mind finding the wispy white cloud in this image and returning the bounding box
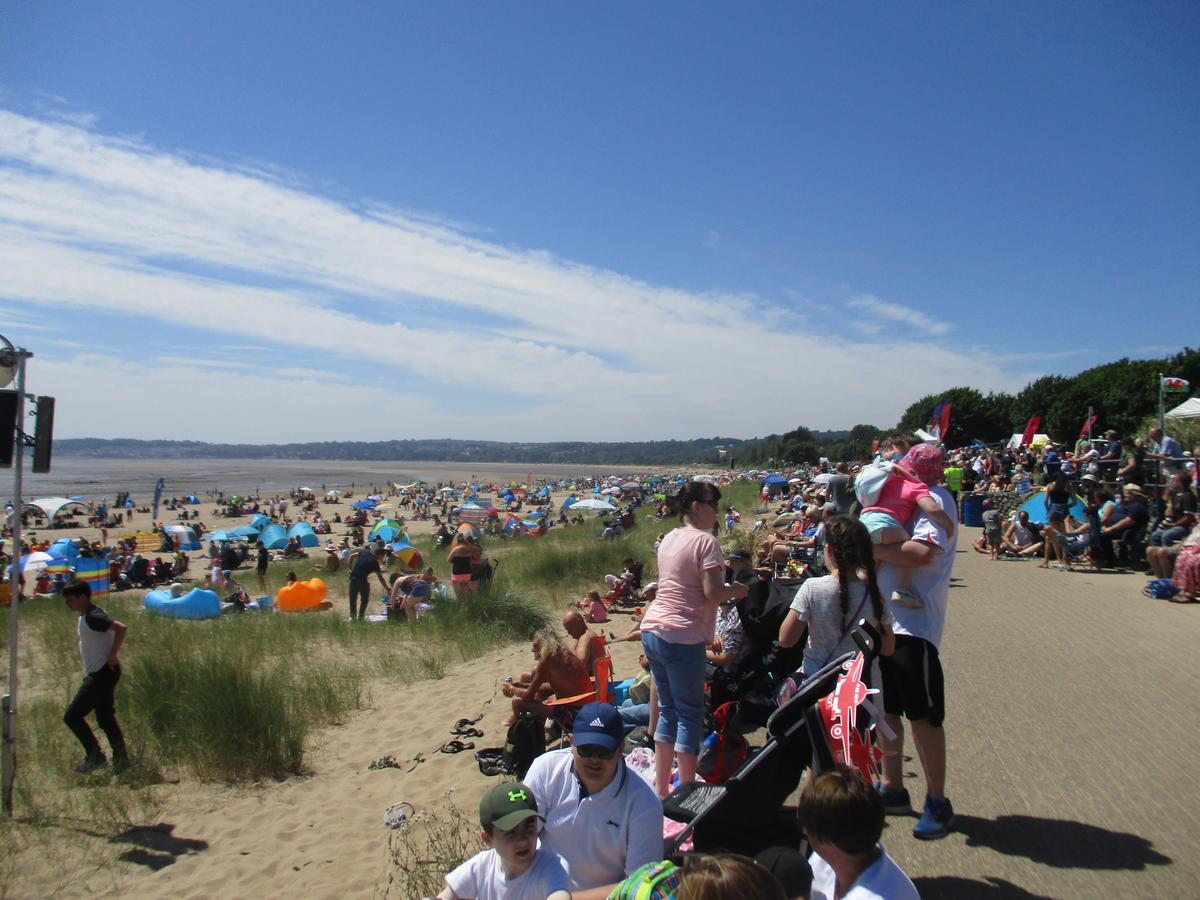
[0,108,1020,441]
[847,294,953,336]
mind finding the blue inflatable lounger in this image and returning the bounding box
[144,587,222,619]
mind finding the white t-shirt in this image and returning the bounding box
[77,605,116,675]
[522,749,664,891]
[875,484,956,649]
[444,846,569,900]
[809,844,919,900]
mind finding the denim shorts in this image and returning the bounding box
[640,630,708,755]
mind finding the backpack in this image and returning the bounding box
[697,701,748,784]
[502,714,545,778]
[607,860,683,899]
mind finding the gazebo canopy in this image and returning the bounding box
[27,497,92,522]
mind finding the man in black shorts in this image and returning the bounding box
[873,437,957,840]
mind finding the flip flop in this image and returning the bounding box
[452,716,482,733]
[439,739,476,754]
[452,726,484,738]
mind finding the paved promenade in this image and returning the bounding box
[883,533,1198,898]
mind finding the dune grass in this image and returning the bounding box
[0,478,767,836]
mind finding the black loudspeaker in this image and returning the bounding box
[32,395,54,473]
[0,390,16,468]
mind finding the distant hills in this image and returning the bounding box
[54,433,853,466]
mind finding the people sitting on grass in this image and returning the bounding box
[576,590,609,624]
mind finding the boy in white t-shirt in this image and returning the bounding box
[438,781,570,900]
[801,768,918,900]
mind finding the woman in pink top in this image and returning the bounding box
[640,481,748,797]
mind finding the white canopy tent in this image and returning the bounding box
[25,497,91,522]
[1165,397,1200,419]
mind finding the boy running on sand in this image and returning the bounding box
[438,781,570,900]
[62,579,129,773]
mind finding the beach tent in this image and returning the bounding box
[26,497,91,524]
[763,475,788,486]
[286,522,320,548]
[259,524,288,551]
[1006,433,1050,451]
[206,530,233,542]
[351,499,377,510]
[1017,492,1086,526]
[231,525,261,538]
[249,513,272,529]
[1165,397,1200,419]
[163,524,201,551]
[369,519,406,543]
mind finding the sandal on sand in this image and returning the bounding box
[453,726,484,738]
[383,802,414,828]
[453,716,482,731]
[439,739,476,754]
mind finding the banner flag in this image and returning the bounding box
[1078,415,1097,442]
[1162,376,1190,393]
[1021,417,1041,447]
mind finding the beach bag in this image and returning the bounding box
[1144,578,1179,600]
[854,462,893,508]
[697,701,748,784]
[608,860,683,899]
[502,714,545,778]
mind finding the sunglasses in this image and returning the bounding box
[575,744,618,760]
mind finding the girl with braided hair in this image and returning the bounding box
[778,515,895,680]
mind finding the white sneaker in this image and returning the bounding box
[890,589,925,609]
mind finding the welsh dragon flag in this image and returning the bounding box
[1162,376,1190,393]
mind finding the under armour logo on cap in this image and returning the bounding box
[507,789,528,803]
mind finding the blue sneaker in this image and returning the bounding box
[875,782,912,815]
[913,794,955,840]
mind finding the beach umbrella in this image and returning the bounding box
[249,513,272,529]
[561,497,578,510]
[10,551,55,573]
[367,494,385,502]
[621,482,640,491]
[325,489,341,498]
[570,499,618,512]
[231,525,261,538]
[351,499,377,510]
[811,473,834,485]
[48,538,80,559]
[387,541,424,568]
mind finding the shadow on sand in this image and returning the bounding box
[111,823,209,871]
[955,814,1171,871]
[914,875,1054,899]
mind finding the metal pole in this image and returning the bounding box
[3,351,28,815]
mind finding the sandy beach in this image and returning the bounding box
[5,468,1199,898]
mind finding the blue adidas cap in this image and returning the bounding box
[572,702,623,751]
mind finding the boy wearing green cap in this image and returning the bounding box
[438,781,571,900]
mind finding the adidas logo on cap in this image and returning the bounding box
[589,717,605,727]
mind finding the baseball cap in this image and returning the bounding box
[479,781,540,831]
[571,702,623,751]
[642,581,658,593]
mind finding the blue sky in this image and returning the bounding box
[1,1,1196,442]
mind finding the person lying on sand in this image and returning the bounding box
[501,629,594,727]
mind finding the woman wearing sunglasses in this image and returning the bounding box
[639,480,749,798]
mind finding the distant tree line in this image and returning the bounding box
[737,346,1200,466]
